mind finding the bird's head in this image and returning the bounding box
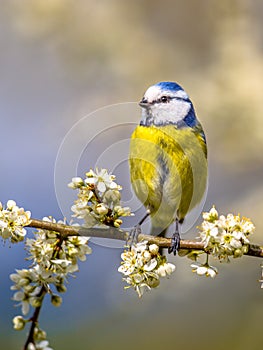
[139,81,196,127]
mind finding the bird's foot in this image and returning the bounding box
[127,211,150,248]
[168,231,180,255]
[127,224,142,248]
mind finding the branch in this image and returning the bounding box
[23,286,46,350]
[27,219,263,258]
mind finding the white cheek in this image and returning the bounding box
[173,100,191,120]
[155,101,191,123]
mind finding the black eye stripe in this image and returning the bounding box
[154,96,190,104]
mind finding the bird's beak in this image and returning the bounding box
[139,98,150,108]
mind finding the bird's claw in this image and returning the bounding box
[127,224,141,248]
[168,231,180,255]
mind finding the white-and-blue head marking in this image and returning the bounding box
[139,81,197,128]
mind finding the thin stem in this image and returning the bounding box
[23,286,46,350]
[23,226,69,349]
[27,218,263,258]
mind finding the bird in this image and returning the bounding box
[129,81,207,254]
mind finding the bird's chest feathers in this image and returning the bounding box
[130,125,200,178]
[129,125,206,209]
[130,125,207,217]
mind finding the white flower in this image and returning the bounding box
[232,230,250,244]
[132,241,148,253]
[157,263,176,277]
[13,291,30,315]
[25,217,92,277]
[103,189,121,205]
[118,240,175,297]
[220,231,242,250]
[85,168,118,193]
[35,340,53,350]
[210,227,220,238]
[143,258,158,271]
[13,291,25,301]
[198,206,254,261]
[68,177,84,189]
[191,262,218,278]
[67,236,92,260]
[68,169,132,228]
[27,343,36,350]
[118,263,135,275]
[0,200,31,242]
[7,200,17,210]
[241,219,255,234]
[202,206,218,221]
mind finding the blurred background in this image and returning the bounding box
[1,0,263,349]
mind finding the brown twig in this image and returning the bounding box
[27,219,263,258]
[23,286,46,350]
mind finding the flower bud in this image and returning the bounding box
[55,283,67,293]
[51,294,62,307]
[1,227,11,239]
[147,278,160,288]
[203,206,218,222]
[18,278,30,287]
[233,249,243,258]
[142,251,151,262]
[114,205,124,216]
[95,203,108,216]
[34,327,47,341]
[242,245,249,254]
[13,315,26,330]
[30,297,42,308]
[7,200,17,210]
[114,219,122,228]
[149,244,159,255]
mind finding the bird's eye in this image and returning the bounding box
[160,96,170,103]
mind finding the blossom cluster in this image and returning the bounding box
[26,217,91,273]
[199,206,254,261]
[10,217,92,350]
[0,200,31,242]
[69,168,132,228]
[189,206,255,279]
[118,241,176,297]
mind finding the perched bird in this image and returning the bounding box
[129,81,207,254]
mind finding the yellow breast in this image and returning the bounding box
[129,124,207,231]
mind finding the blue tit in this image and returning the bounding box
[129,81,207,254]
